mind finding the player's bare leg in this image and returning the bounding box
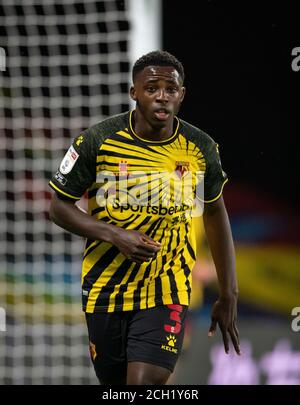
[127,362,171,385]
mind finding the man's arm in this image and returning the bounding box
[203,196,241,355]
[49,193,160,263]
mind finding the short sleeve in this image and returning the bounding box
[203,142,228,203]
[49,130,97,200]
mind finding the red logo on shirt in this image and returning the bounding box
[119,160,129,174]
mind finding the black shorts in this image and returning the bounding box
[85,304,188,382]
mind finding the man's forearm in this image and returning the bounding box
[203,197,238,298]
[49,194,118,243]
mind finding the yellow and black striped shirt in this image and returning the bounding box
[49,111,228,313]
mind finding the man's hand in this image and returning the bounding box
[208,295,241,355]
[111,228,161,264]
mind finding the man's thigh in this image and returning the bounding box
[127,304,188,373]
[85,311,128,383]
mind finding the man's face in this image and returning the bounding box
[130,65,185,127]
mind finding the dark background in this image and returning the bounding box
[162,1,300,209]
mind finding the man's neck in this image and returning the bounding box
[133,110,174,142]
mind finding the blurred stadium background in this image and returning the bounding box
[0,0,299,385]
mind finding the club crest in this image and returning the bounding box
[175,161,189,179]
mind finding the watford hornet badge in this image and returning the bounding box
[175,161,189,179]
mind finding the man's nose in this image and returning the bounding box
[156,89,168,102]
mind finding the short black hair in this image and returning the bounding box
[132,50,185,84]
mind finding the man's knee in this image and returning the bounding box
[127,361,171,385]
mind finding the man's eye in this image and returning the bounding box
[167,87,177,93]
[147,87,156,92]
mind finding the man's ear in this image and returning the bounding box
[180,87,186,103]
[130,86,137,101]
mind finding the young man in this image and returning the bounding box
[49,50,240,385]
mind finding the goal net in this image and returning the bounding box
[0,0,161,384]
